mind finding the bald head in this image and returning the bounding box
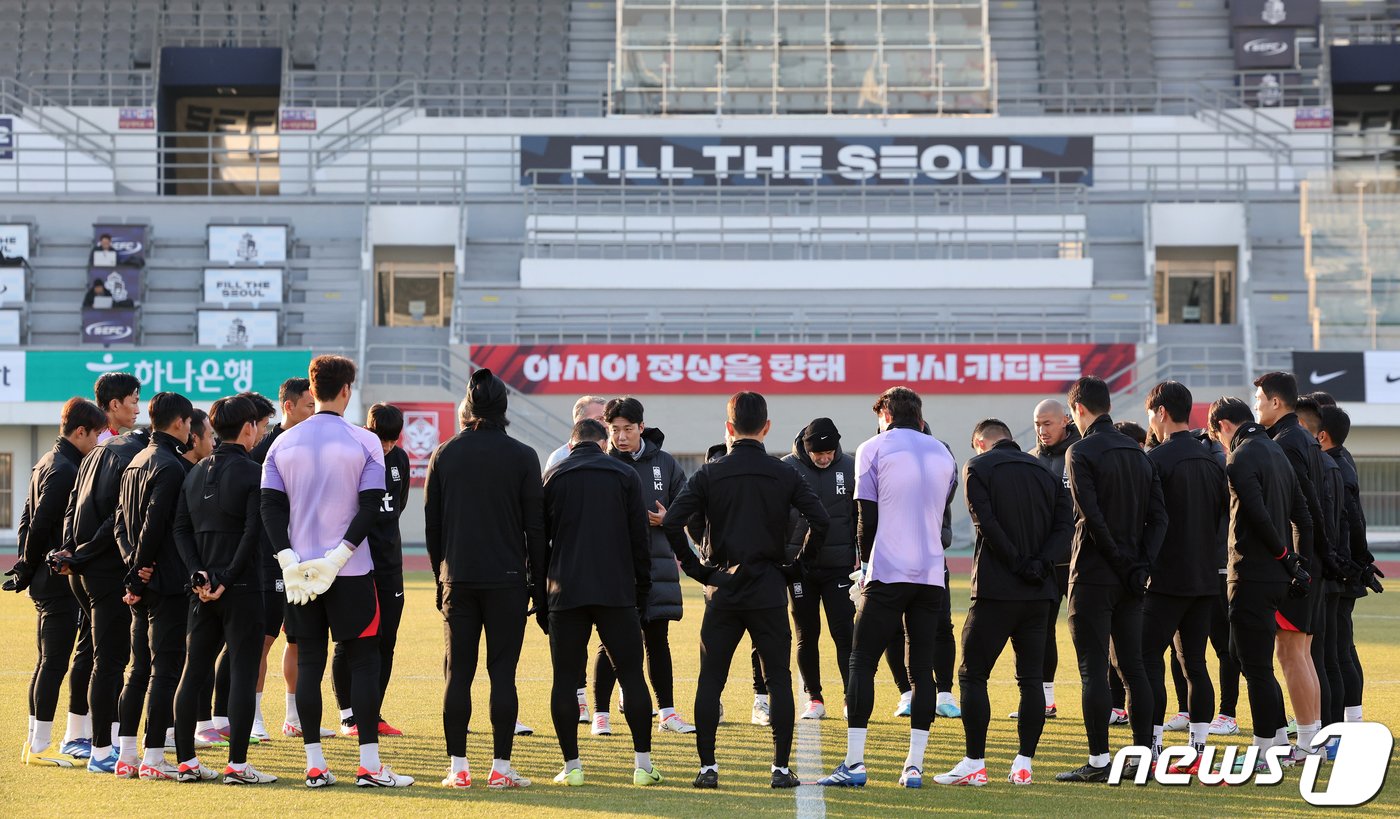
[1033,398,1071,448]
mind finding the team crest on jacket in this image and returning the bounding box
[391,465,401,482]
[652,465,664,491]
[835,471,847,495]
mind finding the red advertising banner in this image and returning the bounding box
[394,402,457,486]
[471,344,1137,395]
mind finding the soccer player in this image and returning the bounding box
[818,386,956,789]
[8,398,105,765]
[94,372,141,443]
[662,391,829,790]
[184,408,214,466]
[542,418,659,786]
[591,397,695,736]
[171,395,276,784]
[1142,381,1228,767]
[261,355,412,788]
[426,369,543,789]
[333,403,409,738]
[1055,376,1166,783]
[114,391,195,780]
[938,418,1070,786]
[1208,397,1312,764]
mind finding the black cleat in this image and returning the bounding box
[771,769,801,788]
[1055,763,1110,783]
[693,768,719,789]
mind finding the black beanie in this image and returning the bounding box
[465,368,508,419]
[801,417,841,450]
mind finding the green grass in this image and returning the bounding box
[2,573,1398,816]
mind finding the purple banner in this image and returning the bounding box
[81,307,137,346]
[85,267,141,306]
[93,224,147,266]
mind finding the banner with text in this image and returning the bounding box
[471,343,1136,395]
[93,224,148,266]
[203,268,284,305]
[208,225,288,265]
[395,402,457,486]
[81,308,137,346]
[0,224,30,261]
[24,349,313,402]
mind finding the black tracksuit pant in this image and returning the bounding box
[72,572,129,747]
[594,618,674,712]
[696,604,793,768]
[442,584,527,759]
[333,573,405,720]
[881,565,956,697]
[1042,564,1069,685]
[1068,582,1153,754]
[1315,590,1344,726]
[119,592,186,750]
[174,592,265,764]
[1338,596,1363,708]
[1141,592,1215,728]
[790,566,855,703]
[847,581,946,734]
[1210,573,1241,717]
[1228,580,1289,740]
[29,596,85,725]
[959,598,1050,759]
[553,605,652,760]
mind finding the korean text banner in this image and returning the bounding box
[25,349,313,402]
[520,136,1094,187]
[471,344,1136,395]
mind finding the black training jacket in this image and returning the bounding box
[1031,423,1080,566]
[17,438,83,601]
[1267,413,1335,567]
[173,442,263,595]
[423,426,546,600]
[248,422,285,586]
[62,428,150,576]
[662,438,829,610]
[1225,422,1313,583]
[1330,447,1375,598]
[1146,430,1229,597]
[369,445,409,576]
[115,430,193,596]
[1319,450,1346,595]
[781,432,858,570]
[543,442,650,612]
[609,427,686,621]
[963,439,1069,602]
[1065,415,1168,586]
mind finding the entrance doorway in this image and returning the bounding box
[1154,250,1236,325]
[375,261,455,327]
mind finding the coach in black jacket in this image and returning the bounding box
[957,419,1070,779]
[661,392,829,789]
[1057,377,1167,782]
[541,420,657,781]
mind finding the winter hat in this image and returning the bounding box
[465,368,508,419]
[801,417,841,451]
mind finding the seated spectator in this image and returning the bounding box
[90,234,118,267]
[82,278,112,308]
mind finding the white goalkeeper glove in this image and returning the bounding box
[276,549,310,606]
[848,564,867,607]
[300,542,355,598]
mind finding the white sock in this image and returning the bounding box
[83,713,93,737]
[212,716,230,731]
[905,728,930,770]
[1089,752,1110,768]
[954,756,984,774]
[635,751,651,771]
[845,727,868,766]
[228,760,248,773]
[359,742,381,771]
[110,722,120,744]
[339,708,354,722]
[1253,734,1271,747]
[937,691,956,707]
[492,758,511,775]
[1299,721,1321,753]
[772,765,790,774]
[1345,705,1363,722]
[304,742,326,771]
[700,763,718,773]
[1043,683,1055,706]
[1012,754,1033,773]
[1274,727,1289,747]
[285,694,299,725]
[92,744,112,761]
[180,756,199,770]
[595,711,610,722]
[576,688,587,703]
[451,756,469,774]
[1152,725,1164,748]
[254,692,264,718]
[65,712,86,743]
[659,706,676,720]
[118,736,138,763]
[27,714,35,745]
[899,690,913,705]
[755,694,769,706]
[142,747,164,767]
[196,719,215,733]
[564,758,581,773]
[1190,722,1209,746]
[32,720,53,751]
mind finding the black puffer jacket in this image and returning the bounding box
[609,427,686,622]
[1031,423,1080,567]
[781,431,857,570]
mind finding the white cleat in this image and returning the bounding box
[659,713,696,734]
[800,700,826,720]
[751,701,771,727]
[1209,713,1240,736]
[591,713,612,736]
[1164,712,1190,731]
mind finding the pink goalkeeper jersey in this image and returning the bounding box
[260,412,385,577]
[853,427,957,587]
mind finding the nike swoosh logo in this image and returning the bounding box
[203,492,215,499]
[1388,374,1400,383]
[1311,370,1346,384]
[837,583,851,589]
[395,592,404,598]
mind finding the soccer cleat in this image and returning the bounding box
[1209,714,1239,736]
[23,744,77,767]
[164,727,176,749]
[60,738,92,759]
[487,767,531,788]
[1286,718,1298,737]
[894,697,913,718]
[636,766,665,787]
[139,760,179,780]
[282,721,303,738]
[818,761,867,787]
[250,718,271,743]
[177,762,217,782]
[899,766,924,788]
[114,759,139,778]
[305,767,336,788]
[1169,758,1201,777]
[223,764,277,785]
[801,700,826,720]
[692,768,718,789]
[87,750,119,774]
[1164,712,1190,731]
[936,701,962,719]
[441,770,472,789]
[591,713,612,735]
[514,721,533,737]
[1109,708,1130,725]
[1009,767,1033,785]
[1009,704,1057,720]
[340,720,358,737]
[195,727,225,748]
[377,720,403,737]
[1326,738,1339,761]
[933,765,986,786]
[771,768,801,788]
[1055,763,1109,783]
[751,701,771,726]
[356,764,415,788]
[554,766,585,786]
[659,713,696,734]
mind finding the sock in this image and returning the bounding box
[576,688,587,704]
[1190,722,1209,747]
[772,765,790,774]
[937,691,955,707]
[83,713,93,737]
[659,707,676,721]
[304,742,326,771]
[1345,705,1363,722]
[899,690,913,705]
[700,763,717,773]
[1012,754,1033,773]
[905,728,930,770]
[285,694,299,725]
[254,692,264,719]
[452,756,469,774]
[1043,682,1055,706]
[142,747,164,767]
[755,694,769,706]
[564,758,581,773]
[1153,725,1164,748]
[492,758,511,775]
[955,756,985,774]
[92,744,112,761]
[359,742,381,771]
[845,727,868,767]
[635,752,651,771]
[110,722,120,744]
[118,736,138,763]
[1089,752,1110,768]
[196,719,215,733]
[1299,721,1320,753]
[595,711,610,723]
[180,756,199,770]
[65,712,86,743]
[228,760,248,773]
[1274,727,1288,748]
[212,716,230,731]
[339,708,354,722]
[32,720,53,751]
[1253,734,1271,747]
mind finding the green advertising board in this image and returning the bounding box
[25,350,314,402]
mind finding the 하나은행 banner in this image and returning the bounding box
[471,344,1137,395]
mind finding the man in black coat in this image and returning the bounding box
[939,418,1069,787]
[1057,377,1167,783]
[1296,398,1349,738]
[541,419,658,787]
[662,391,829,790]
[8,398,106,766]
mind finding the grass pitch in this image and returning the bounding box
[2,572,1398,816]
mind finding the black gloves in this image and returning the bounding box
[124,565,148,597]
[434,579,444,612]
[1125,565,1150,599]
[534,605,550,635]
[780,560,802,583]
[1361,564,1386,594]
[189,571,209,591]
[1282,552,1311,598]
[1015,557,1048,586]
[45,549,75,575]
[2,560,32,593]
